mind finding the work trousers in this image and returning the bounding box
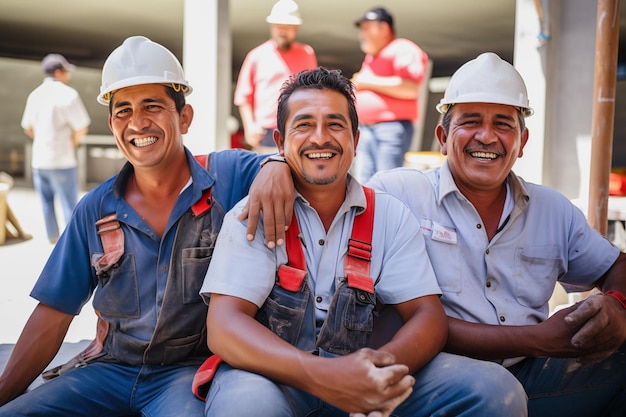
[353,120,414,184]
[204,352,528,417]
[0,361,204,416]
[32,167,78,242]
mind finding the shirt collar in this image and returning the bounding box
[437,159,530,207]
[111,147,216,203]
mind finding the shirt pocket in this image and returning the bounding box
[93,253,139,318]
[420,219,462,293]
[514,245,563,309]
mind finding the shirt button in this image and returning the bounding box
[476,224,482,229]
[318,239,325,245]
[123,213,128,219]
[500,316,506,322]
[161,265,168,272]
[486,281,491,288]
[485,249,490,254]
[316,296,323,303]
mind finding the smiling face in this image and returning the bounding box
[108,84,193,170]
[274,88,358,193]
[437,102,529,195]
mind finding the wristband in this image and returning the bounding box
[605,290,626,310]
[260,154,287,168]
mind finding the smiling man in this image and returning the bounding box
[368,52,626,416]
[198,67,525,417]
[0,36,293,416]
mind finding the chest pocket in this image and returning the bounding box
[93,253,139,318]
[514,245,564,308]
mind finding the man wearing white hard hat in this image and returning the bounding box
[368,52,626,416]
[0,36,293,416]
[234,0,317,153]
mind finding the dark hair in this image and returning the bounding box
[440,104,526,134]
[276,67,359,138]
[108,84,186,115]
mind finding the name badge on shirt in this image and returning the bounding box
[431,222,457,244]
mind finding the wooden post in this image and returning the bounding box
[588,0,621,235]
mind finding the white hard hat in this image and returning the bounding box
[97,36,192,105]
[437,52,534,117]
[266,0,302,25]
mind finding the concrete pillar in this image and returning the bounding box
[182,0,231,154]
[514,0,597,201]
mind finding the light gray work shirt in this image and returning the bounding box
[201,175,441,323]
[368,161,620,328]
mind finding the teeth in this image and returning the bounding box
[133,137,158,147]
[307,152,333,159]
[471,151,497,159]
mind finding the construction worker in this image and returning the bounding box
[234,0,317,153]
[368,52,626,416]
[198,67,527,417]
[0,36,292,416]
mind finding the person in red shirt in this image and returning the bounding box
[234,0,318,153]
[351,7,429,183]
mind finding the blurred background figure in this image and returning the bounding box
[234,0,317,154]
[20,53,90,244]
[351,7,429,183]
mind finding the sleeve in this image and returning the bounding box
[372,193,441,305]
[30,198,99,315]
[208,149,267,212]
[199,201,277,307]
[65,92,91,130]
[233,51,257,106]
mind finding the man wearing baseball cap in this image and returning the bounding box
[351,6,429,184]
[21,53,90,244]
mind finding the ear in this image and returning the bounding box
[180,104,194,134]
[273,129,285,155]
[518,127,529,158]
[435,124,448,155]
[353,129,360,156]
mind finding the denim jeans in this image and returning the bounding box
[353,120,414,183]
[0,362,205,416]
[508,344,626,417]
[32,167,78,242]
[205,353,527,417]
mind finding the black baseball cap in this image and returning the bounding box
[354,7,394,28]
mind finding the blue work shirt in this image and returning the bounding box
[31,148,265,364]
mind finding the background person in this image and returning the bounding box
[0,36,292,416]
[368,52,626,417]
[351,7,429,183]
[21,53,91,244]
[234,0,317,153]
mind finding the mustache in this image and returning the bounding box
[124,128,162,140]
[299,143,343,156]
[465,142,504,155]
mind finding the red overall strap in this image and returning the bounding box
[281,186,375,293]
[192,154,214,216]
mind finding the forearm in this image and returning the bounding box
[380,296,447,372]
[598,252,626,293]
[356,76,419,100]
[0,304,72,405]
[72,127,88,149]
[445,317,544,360]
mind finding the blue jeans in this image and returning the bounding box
[353,120,414,183]
[508,344,626,417]
[0,362,205,416]
[204,353,527,417]
[32,167,78,242]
